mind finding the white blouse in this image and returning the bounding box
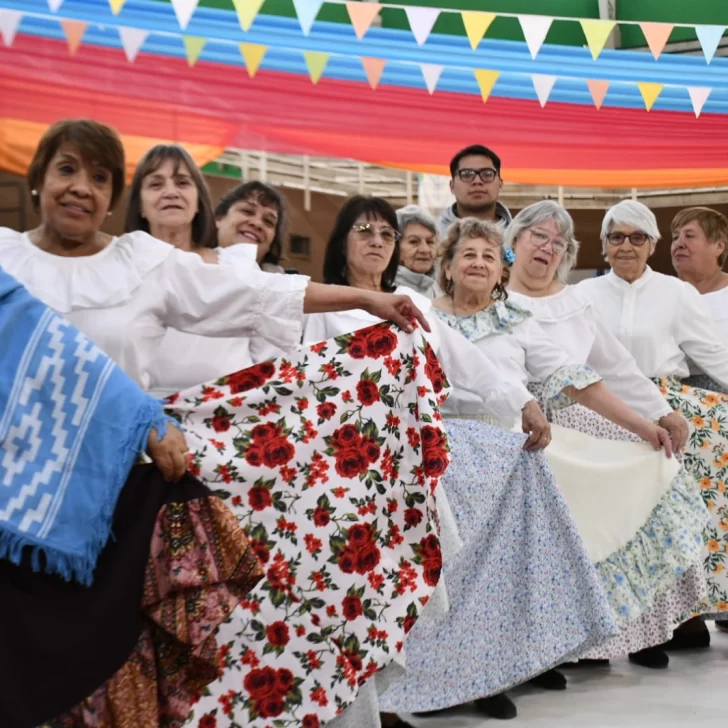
[0,229,308,392]
[689,286,728,375]
[579,268,728,390]
[509,286,672,421]
[303,287,535,428]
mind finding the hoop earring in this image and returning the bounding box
[31,189,38,197]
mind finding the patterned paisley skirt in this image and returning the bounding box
[167,323,452,728]
[656,376,728,618]
[378,418,617,714]
[532,383,709,658]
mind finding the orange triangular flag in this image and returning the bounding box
[61,19,87,55]
[346,2,381,40]
[637,82,663,111]
[587,79,609,109]
[640,22,674,60]
[361,57,386,89]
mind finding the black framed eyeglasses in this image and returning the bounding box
[457,168,498,183]
[606,232,649,247]
[351,223,401,244]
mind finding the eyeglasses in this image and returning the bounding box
[606,232,650,247]
[528,228,567,254]
[351,223,401,244]
[456,168,498,184]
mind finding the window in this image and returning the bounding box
[289,234,311,259]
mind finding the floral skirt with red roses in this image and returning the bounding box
[164,322,452,728]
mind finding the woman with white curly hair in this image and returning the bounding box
[506,200,708,669]
[393,205,441,298]
[579,199,728,647]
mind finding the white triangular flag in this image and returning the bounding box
[532,73,557,107]
[292,0,324,36]
[47,0,64,12]
[0,10,22,47]
[420,63,443,94]
[170,0,199,31]
[118,26,148,62]
[406,7,440,46]
[687,86,711,118]
[695,25,725,64]
[519,15,553,59]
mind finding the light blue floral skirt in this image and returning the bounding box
[378,419,617,714]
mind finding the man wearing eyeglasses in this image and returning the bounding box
[437,144,512,238]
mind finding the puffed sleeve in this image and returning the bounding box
[675,283,728,391]
[586,308,673,420]
[160,247,309,351]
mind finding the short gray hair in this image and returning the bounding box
[601,200,661,256]
[505,200,580,283]
[396,205,438,237]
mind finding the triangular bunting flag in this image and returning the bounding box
[473,69,499,103]
[240,42,267,77]
[304,51,329,84]
[420,63,443,94]
[687,87,711,118]
[580,19,616,60]
[347,2,381,40]
[519,15,553,59]
[405,7,440,46]
[183,36,206,66]
[292,0,324,36]
[640,22,674,60]
[637,82,663,111]
[61,20,87,55]
[47,0,64,12]
[0,10,22,47]
[118,26,148,62]
[232,0,265,32]
[361,57,386,89]
[586,79,610,109]
[461,11,496,50]
[108,0,127,14]
[696,25,725,64]
[170,0,199,31]
[532,74,557,107]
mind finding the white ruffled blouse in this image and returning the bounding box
[509,285,672,421]
[0,229,308,392]
[689,285,728,375]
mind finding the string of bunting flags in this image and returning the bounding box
[0,3,721,117]
[26,0,727,64]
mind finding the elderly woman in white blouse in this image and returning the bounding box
[580,199,728,646]
[393,205,440,298]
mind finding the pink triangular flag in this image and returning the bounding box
[347,3,381,40]
[420,63,443,94]
[532,74,557,107]
[118,26,148,62]
[519,15,553,59]
[361,57,386,89]
[687,87,711,118]
[170,0,199,31]
[0,10,22,47]
[640,22,674,60]
[62,19,88,55]
[587,79,609,109]
[406,7,440,46]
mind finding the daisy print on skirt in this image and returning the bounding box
[166,322,451,728]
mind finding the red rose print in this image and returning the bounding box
[248,486,273,511]
[199,716,217,728]
[302,715,321,728]
[356,379,380,406]
[420,425,444,449]
[404,508,423,527]
[361,437,381,464]
[423,447,448,478]
[331,424,361,450]
[423,554,442,587]
[335,448,369,479]
[211,414,231,432]
[250,538,270,564]
[342,595,364,621]
[275,667,295,695]
[419,534,441,559]
[265,621,290,648]
[365,327,398,359]
[338,546,357,574]
[342,649,363,672]
[355,541,381,574]
[403,614,416,634]
[227,370,263,394]
[251,423,281,444]
[255,694,285,719]
[263,438,296,468]
[347,333,367,359]
[317,402,337,420]
[312,506,331,528]
[244,666,278,699]
[245,445,264,467]
[346,523,373,546]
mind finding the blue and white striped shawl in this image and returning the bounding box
[0,266,169,585]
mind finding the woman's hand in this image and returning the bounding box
[658,412,688,453]
[634,420,674,458]
[147,422,189,482]
[521,400,551,451]
[360,291,431,333]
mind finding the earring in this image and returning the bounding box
[107,212,112,217]
[31,189,38,196]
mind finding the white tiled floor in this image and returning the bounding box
[402,626,727,727]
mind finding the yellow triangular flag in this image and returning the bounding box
[232,0,265,32]
[580,19,616,60]
[239,42,267,78]
[461,11,496,50]
[304,51,329,84]
[183,36,206,66]
[474,69,499,103]
[108,0,127,14]
[637,82,663,111]
[61,19,87,55]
